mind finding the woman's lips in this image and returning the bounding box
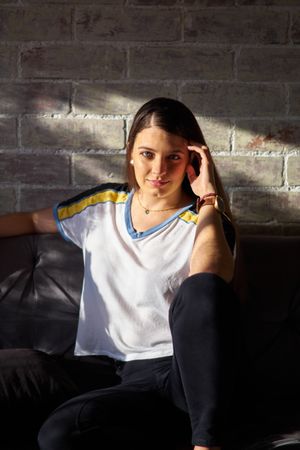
[147,180,169,188]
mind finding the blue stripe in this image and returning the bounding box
[53,204,73,242]
[125,190,194,240]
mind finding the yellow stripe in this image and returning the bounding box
[58,190,128,221]
[179,209,198,225]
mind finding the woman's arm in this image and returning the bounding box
[187,145,235,283]
[0,207,58,237]
[189,206,234,282]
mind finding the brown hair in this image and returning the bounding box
[126,97,233,220]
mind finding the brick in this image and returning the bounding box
[129,47,234,80]
[281,224,300,235]
[214,156,283,187]
[76,7,180,42]
[0,46,17,77]
[184,9,288,44]
[289,85,300,116]
[238,0,300,4]
[185,0,234,4]
[24,0,124,3]
[21,117,124,150]
[237,223,300,237]
[198,118,232,152]
[0,83,70,114]
[292,11,300,44]
[232,190,300,223]
[73,154,125,185]
[21,46,126,80]
[287,156,300,186]
[238,48,300,82]
[0,118,17,149]
[182,83,285,117]
[129,0,177,4]
[74,83,176,115]
[235,120,300,152]
[20,187,85,211]
[0,154,70,184]
[0,188,16,214]
[0,6,72,41]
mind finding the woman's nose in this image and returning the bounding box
[151,158,167,175]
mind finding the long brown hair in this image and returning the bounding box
[126,97,233,221]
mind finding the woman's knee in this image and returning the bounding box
[38,388,137,450]
[176,272,232,305]
[38,394,89,450]
[170,272,238,325]
[38,408,71,450]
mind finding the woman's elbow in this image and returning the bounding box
[189,255,235,284]
[219,259,235,283]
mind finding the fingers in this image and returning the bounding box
[187,144,212,164]
[186,144,217,197]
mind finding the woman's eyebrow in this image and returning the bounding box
[138,146,185,153]
[138,146,156,151]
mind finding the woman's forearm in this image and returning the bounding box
[0,209,57,237]
[0,212,36,237]
[189,205,234,283]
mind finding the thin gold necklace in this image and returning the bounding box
[137,192,181,215]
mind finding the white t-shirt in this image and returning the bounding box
[54,183,234,361]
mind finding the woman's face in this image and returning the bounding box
[130,126,190,198]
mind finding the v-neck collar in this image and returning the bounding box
[125,189,193,240]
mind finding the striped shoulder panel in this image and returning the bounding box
[57,183,129,221]
[178,209,198,225]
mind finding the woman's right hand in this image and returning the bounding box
[186,144,217,199]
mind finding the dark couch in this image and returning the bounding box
[0,233,300,450]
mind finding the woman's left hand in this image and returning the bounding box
[186,144,217,199]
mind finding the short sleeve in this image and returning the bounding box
[53,183,127,248]
[53,202,86,248]
[53,187,100,248]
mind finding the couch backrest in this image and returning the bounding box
[0,234,83,355]
[1,233,300,432]
[233,235,300,430]
[0,234,300,365]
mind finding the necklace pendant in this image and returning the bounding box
[145,209,150,215]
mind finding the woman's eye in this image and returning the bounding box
[169,154,180,161]
[141,151,153,159]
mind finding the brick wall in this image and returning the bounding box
[0,0,299,234]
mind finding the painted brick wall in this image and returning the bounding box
[0,0,299,234]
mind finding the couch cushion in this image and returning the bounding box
[0,348,79,446]
[0,234,83,355]
[230,235,300,444]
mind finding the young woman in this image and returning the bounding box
[0,98,238,450]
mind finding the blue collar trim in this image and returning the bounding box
[125,190,194,240]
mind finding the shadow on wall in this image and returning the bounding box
[0,84,299,234]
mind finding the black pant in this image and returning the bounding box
[38,273,239,450]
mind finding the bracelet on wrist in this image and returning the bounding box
[196,192,217,213]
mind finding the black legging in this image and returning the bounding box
[38,273,239,450]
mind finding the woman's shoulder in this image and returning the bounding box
[58,183,130,208]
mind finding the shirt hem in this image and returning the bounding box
[74,348,174,362]
[53,204,73,242]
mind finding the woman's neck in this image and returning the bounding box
[130,189,193,233]
[136,188,191,212]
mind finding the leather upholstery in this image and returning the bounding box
[0,233,300,449]
[229,236,300,449]
[0,234,83,355]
